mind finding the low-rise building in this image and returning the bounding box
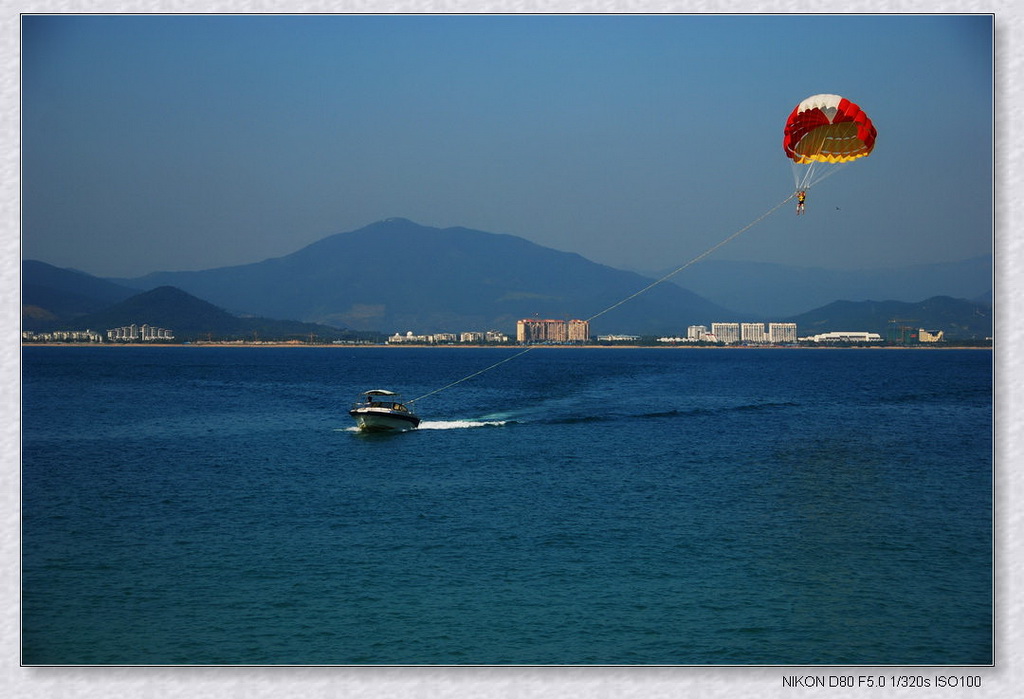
[388,331,432,343]
[107,324,173,341]
[24,329,104,343]
[801,331,883,343]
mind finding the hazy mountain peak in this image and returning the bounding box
[105,219,734,334]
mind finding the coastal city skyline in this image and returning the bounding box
[22,316,955,346]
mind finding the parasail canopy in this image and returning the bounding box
[783,94,876,165]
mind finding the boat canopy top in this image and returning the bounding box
[362,389,400,396]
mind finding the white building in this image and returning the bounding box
[597,334,641,342]
[802,331,883,343]
[25,329,104,343]
[769,322,798,343]
[388,331,431,343]
[741,323,767,343]
[687,325,709,341]
[711,322,741,344]
[107,324,173,341]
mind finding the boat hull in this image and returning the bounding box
[349,407,421,432]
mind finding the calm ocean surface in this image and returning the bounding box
[22,346,992,665]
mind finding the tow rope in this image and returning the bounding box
[408,193,795,405]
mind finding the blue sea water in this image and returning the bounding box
[21,346,992,665]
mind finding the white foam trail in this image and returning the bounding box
[337,420,510,433]
[417,419,509,430]
[478,411,516,421]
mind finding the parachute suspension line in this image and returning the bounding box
[792,159,849,192]
[792,161,806,190]
[408,193,794,405]
[806,160,848,188]
[585,193,795,324]
[793,161,817,191]
[803,164,818,190]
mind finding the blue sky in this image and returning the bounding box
[22,14,993,278]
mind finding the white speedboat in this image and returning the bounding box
[349,390,421,432]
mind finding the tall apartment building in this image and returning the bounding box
[711,322,741,344]
[517,319,563,343]
[567,319,590,342]
[517,318,590,343]
[768,322,798,343]
[741,323,766,343]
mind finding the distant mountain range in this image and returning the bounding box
[23,260,138,323]
[652,256,992,318]
[23,265,357,341]
[788,296,992,340]
[22,218,994,340]
[109,218,735,336]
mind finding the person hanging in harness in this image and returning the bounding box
[796,190,807,215]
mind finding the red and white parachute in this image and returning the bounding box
[783,94,877,190]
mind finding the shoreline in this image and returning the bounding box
[22,342,993,350]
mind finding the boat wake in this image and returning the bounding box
[418,419,512,430]
[337,419,513,433]
[338,400,799,434]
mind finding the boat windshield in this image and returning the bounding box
[357,400,410,412]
